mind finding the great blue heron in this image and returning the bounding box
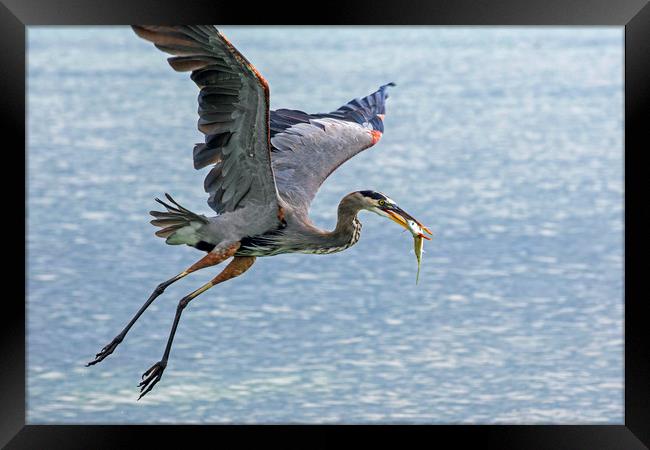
[86,25,432,399]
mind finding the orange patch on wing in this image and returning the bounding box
[377,114,385,120]
[250,65,269,91]
[218,31,269,95]
[277,205,287,227]
[370,130,382,145]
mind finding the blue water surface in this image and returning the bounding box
[27,26,623,423]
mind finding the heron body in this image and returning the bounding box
[87,25,431,399]
[235,194,364,256]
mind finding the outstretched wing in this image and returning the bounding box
[132,25,279,216]
[270,83,394,212]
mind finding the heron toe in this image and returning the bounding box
[86,335,123,366]
[138,360,167,400]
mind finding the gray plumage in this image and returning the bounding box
[133,25,394,256]
[272,117,377,212]
[235,193,365,257]
[133,25,281,251]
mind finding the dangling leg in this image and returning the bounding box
[138,256,256,399]
[86,243,241,366]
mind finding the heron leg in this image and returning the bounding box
[138,255,256,400]
[86,242,241,367]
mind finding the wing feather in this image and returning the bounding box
[270,83,394,212]
[132,25,279,218]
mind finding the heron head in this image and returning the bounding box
[356,190,433,237]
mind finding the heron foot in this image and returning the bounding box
[138,360,167,400]
[86,335,124,366]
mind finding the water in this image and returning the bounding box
[27,26,623,423]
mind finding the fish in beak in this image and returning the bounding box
[380,204,433,240]
[377,202,433,284]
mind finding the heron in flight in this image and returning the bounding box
[86,25,432,399]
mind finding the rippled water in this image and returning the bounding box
[27,26,623,423]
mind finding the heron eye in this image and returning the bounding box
[378,199,385,206]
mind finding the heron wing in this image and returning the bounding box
[132,25,280,216]
[270,83,394,212]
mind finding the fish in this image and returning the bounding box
[413,234,424,284]
[405,219,432,284]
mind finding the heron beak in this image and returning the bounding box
[381,205,433,239]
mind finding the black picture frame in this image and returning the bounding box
[4,0,648,448]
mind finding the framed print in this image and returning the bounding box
[4,0,649,447]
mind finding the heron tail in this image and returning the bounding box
[149,193,209,245]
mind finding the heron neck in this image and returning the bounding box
[332,195,363,237]
[295,195,363,253]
